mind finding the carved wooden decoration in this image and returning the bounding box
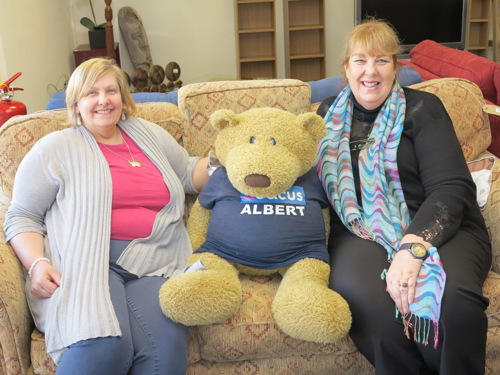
[105,0,115,59]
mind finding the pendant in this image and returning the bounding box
[128,160,142,167]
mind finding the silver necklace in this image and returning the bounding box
[100,129,142,167]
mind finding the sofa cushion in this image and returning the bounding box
[409,78,491,162]
[191,273,376,373]
[178,79,312,157]
[409,40,498,104]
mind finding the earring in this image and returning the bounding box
[76,115,82,126]
[121,112,126,121]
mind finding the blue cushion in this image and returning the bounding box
[46,90,179,110]
[397,65,423,87]
[308,65,423,104]
[308,76,345,105]
[46,91,67,110]
[131,91,178,105]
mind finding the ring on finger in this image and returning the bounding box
[399,282,408,288]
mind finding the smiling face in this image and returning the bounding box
[341,19,402,110]
[344,53,396,110]
[76,71,123,141]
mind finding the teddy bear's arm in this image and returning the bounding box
[186,199,212,250]
[322,207,330,246]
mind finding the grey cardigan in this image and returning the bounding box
[4,118,199,363]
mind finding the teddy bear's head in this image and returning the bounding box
[210,107,326,198]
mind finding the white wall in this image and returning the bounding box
[0,0,354,113]
[0,0,75,113]
[75,0,354,83]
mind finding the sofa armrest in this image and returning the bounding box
[0,224,32,375]
[409,78,491,161]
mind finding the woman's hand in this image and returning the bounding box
[29,261,61,298]
[385,250,422,314]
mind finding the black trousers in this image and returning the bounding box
[328,220,491,375]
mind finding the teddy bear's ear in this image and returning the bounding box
[297,112,326,142]
[210,109,240,131]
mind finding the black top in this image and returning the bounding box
[317,87,490,247]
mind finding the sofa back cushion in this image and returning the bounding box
[0,102,183,198]
[177,79,312,157]
[409,78,491,161]
[409,40,498,104]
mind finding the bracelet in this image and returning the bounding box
[28,257,50,279]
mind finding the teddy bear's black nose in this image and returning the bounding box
[245,174,271,188]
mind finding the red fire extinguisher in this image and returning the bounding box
[0,72,27,126]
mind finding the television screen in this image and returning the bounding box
[355,0,467,54]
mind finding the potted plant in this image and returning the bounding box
[80,0,106,49]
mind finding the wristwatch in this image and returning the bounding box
[398,242,429,260]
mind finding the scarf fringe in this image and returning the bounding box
[348,218,373,240]
[401,312,439,349]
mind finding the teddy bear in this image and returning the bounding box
[159,107,351,343]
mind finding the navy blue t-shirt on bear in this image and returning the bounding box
[194,167,330,269]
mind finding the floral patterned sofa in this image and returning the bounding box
[1,78,500,375]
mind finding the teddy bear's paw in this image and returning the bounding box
[159,268,243,326]
[272,281,352,343]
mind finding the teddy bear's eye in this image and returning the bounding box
[269,138,276,146]
[250,136,256,144]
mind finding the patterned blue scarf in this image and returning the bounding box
[316,82,446,347]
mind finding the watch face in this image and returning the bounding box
[412,243,427,258]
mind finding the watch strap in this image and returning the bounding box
[398,243,413,251]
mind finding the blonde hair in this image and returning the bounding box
[342,18,402,75]
[66,58,136,126]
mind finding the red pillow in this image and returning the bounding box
[410,40,497,104]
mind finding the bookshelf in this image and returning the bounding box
[235,0,277,79]
[284,0,326,81]
[467,0,491,57]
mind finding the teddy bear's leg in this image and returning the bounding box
[272,258,351,343]
[159,252,242,326]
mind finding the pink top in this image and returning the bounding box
[98,130,171,240]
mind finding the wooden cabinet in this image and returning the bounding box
[235,0,277,79]
[73,43,120,67]
[284,0,325,81]
[466,0,491,57]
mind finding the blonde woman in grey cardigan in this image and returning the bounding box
[4,58,210,375]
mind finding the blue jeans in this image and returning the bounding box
[56,240,188,375]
